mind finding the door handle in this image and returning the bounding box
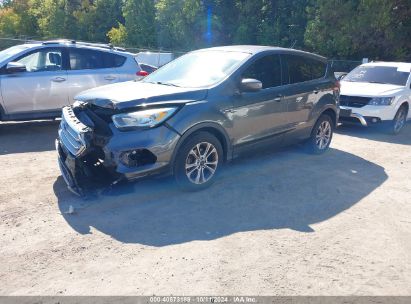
[104,76,116,81]
[274,94,283,102]
[51,77,66,83]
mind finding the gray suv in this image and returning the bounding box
[56,46,340,195]
[0,40,145,121]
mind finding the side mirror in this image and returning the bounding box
[335,73,347,81]
[6,62,26,73]
[241,78,262,92]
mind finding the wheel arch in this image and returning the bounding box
[319,107,338,127]
[170,122,232,174]
[398,100,409,113]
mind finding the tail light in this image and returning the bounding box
[137,70,149,77]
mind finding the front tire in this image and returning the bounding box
[174,132,223,191]
[390,105,408,135]
[307,114,334,154]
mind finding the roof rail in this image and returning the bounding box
[41,39,126,52]
[77,41,126,52]
[42,39,76,45]
[42,39,126,52]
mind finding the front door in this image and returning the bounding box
[0,47,68,115]
[231,53,288,147]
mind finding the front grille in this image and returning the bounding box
[59,107,91,156]
[340,95,371,108]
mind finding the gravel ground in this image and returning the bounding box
[0,120,410,295]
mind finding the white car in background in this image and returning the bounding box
[339,62,411,134]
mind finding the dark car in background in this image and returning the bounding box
[56,45,340,196]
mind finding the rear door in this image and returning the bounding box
[0,47,69,114]
[281,54,328,130]
[231,53,288,146]
[66,48,129,102]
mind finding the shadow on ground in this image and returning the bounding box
[0,120,59,155]
[336,122,411,145]
[54,146,387,247]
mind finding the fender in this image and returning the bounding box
[310,93,339,127]
[395,99,410,117]
[169,121,233,174]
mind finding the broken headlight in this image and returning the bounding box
[112,107,178,130]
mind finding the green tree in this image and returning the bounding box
[0,7,20,36]
[76,0,123,42]
[107,22,127,45]
[123,0,156,47]
[304,0,411,60]
[156,0,205,50]
[29,0,80,39]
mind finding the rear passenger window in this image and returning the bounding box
[284,55,326,84]
[69,49,126,70]
[242,54,282,89]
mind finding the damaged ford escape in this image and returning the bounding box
[56,45,340,196]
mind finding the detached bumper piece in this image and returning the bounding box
[57,140,84,196]
[57,106,117,196]
[57,138,118,196]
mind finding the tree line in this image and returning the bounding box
[0,0,410,61]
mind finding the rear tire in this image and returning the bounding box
[390,105,408,135]
[306,114,334,154]
[174,132,223,191]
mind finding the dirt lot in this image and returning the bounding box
[0,120,410,295]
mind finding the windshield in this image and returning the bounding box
[0,45,29,63]
[344,65,410,86]
[143,50,251,88]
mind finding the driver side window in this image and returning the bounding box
[242,54,282,89]
[17,49,63,72]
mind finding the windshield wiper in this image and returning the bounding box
[368,81,389,84]
[154,81,180,87]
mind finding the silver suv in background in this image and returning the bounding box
[0,40,147,121]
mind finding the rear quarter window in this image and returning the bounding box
[284,54,327,84]
[107,53,127,68]
[69,48,126,70]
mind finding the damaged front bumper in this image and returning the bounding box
[56,106,180,196]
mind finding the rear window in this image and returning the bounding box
[284,54,326,84]
[344,65,410,86]
[69,48,126,70]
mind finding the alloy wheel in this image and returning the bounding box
[185,142,219,185]
[394,108,407,133]
[315,120,332,150]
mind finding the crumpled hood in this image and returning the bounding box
[75,81,208,110]
[340,81,404,97]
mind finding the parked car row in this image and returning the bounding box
[0,42,409,196]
